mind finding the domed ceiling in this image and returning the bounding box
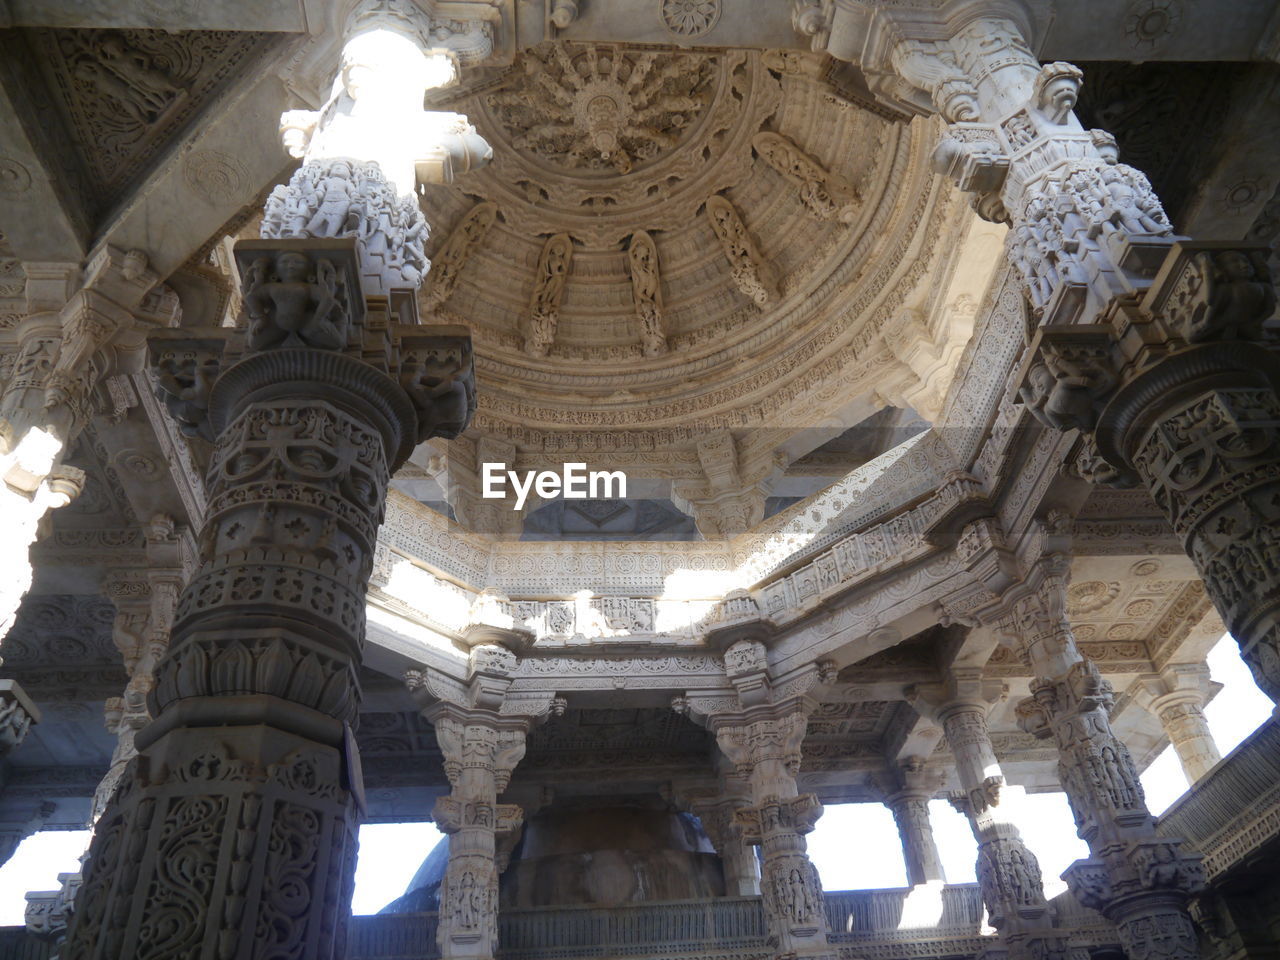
[416,44,970,442]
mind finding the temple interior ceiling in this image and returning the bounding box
[3,6,1280,950]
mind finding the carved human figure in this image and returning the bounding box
[242,250,348,351]
[628,231,667,356]
[526,234,573,357]
[305,161,357,237]
[153,353,220,440]
[1100,165,1166,236]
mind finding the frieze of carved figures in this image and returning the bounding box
[525,233,573,357]
[704,195,777,307]
[421,202,499,311]
[752,131,859,223]
[263,160,430,294]
[628,230,668,357]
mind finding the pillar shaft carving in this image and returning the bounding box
[1135,664,1222,784]
[710,702,831,959]
[881,759,946,886]
[909,673,1057,953]
[426,704,528,960]
[1000,566,1205,960]
[62,234,475,960]
[407,626,558,960]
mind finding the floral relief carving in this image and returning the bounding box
[659,0,721,38]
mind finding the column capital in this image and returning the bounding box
[1132,662,1218,715]
[419,701,540,794]
[906,667,1008,725]
[879,755,948,804]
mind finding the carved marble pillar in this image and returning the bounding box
[878,11,1280,705]
[680,601,833,957]
[908,672,1063,959]
[426,703,528,960]
[1087,248,1280,704]
[0,251,156,639]
[94,523,186,821]
[61,238,476,960]
[880,758,946,886]
[712,703,831,959]
[1001,563,1205,960]
[406,615,560,960]
[1135,664,1222,785]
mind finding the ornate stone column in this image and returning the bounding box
[0,251,157,639]
[681,601,834,960]
[406,610,561,960]
[425,702,527,960]
[999,560,1205,960]
[94,518,187,821]
[712,703,830,959]
[61,236,475,959]
[908,671,1063,959]
[669,765,763,897]
[1135,664,1222,785]
[870,10,1280,705]
[880,758,946,887]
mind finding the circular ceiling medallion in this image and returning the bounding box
[660,0,721,38]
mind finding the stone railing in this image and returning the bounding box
[1157,718,1280,879]
[346,887,991,960]
[0,926,48,960]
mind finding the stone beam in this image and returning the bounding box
[0,72,88,262]
[95,61,296,278]
[0,0,307,31]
